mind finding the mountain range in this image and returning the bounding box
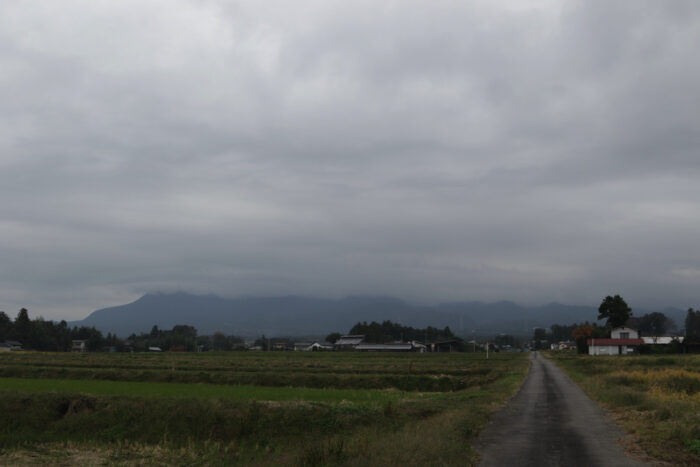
[68,292,688,339]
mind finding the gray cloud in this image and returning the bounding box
[1,0,700,320]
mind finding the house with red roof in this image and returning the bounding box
[587,326,643,355]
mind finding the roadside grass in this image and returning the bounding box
[0,351,529,466]
[341,368,528,466]
[548,352,700,466]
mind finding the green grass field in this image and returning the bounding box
[0,376,414,403]
[548,352,700,466]
[0,351,529,466]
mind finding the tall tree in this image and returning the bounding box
[533,327,548,350]
[211,332,231,351]
[0,311,11,341]
[14,308,32,344]
[597,295,632,328]
[638,312,675,340]
[686,308,700,340]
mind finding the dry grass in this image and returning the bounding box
[548,353,700,466]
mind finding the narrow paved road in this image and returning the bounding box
[476,352,648,467]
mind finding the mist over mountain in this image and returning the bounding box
[68,293,688,339]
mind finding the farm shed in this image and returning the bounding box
[334,335,365,351]
[309,342,334,351]
[431,340,461,352]
[410,341,427,352]
[294,342,334,351]
[641,336,684,345]
[354,343,413,352]
[0,340,22,351]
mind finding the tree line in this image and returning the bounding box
[1,309,466,352]
[0,308,247,352]
[0,308,118,351]
[126,326,246,352]
[342,320,458,344]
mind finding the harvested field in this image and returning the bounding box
[0,351,528,466]
[0,351,500,391]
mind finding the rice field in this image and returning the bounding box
[0,350,529,466]
[0,351,502,391]
[0,376,427,404]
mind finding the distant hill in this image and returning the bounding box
[68,292,687,338]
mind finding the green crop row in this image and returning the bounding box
[0,377,416,404]
[0,365,492,391]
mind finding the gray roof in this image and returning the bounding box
[355,343,413,351]
[335,335,364,345]
[0,341,22,347]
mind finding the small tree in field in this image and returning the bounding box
[598,295,632,329]
[572,325,594,354]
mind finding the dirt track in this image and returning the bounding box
[476,352,649,467]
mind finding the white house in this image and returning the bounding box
[71,340,87,352]
[588,327,643,355]
[611,327,639,339]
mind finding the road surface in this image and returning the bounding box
[476,352,649,467]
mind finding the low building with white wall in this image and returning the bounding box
[587,338,644,355]
[588,327,643,355]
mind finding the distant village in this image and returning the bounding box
[0,309,469,353]
[2,299,700,354]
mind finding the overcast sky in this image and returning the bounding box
[2,1,700,320]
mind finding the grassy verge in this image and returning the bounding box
[547,352,700,466]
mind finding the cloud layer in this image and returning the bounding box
[2,1,700,320]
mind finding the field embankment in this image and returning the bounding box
[0,351,528,466]
[548,352,700,466]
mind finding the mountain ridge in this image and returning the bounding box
[68,292,687,338]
